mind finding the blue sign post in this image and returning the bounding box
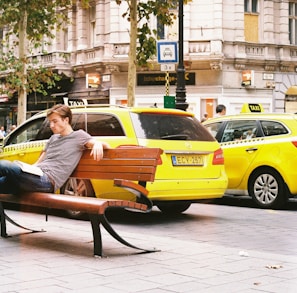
[157,41,178,63]
[157,41,178,108]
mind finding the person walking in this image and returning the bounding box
[200,113,209,122]
[0,126,6,138]
[0,104,109,194]
[215,104,226,117]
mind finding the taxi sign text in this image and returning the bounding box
[240,103,264,113]
[248,104,262,112]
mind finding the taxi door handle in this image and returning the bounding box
[245,147,258,152]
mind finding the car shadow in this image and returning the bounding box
[206,195,297,211]
[105,207,215,226]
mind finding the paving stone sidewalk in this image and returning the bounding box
[0,202,296,293]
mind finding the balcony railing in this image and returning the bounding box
[29,52,71,67]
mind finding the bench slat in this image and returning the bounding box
[74,165,156,174]
[72,166,157,181]
[76,158,158,166]
[0,192,148,214]
[82,147,162,160]
[74,172,155,181]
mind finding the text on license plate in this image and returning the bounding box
[171,155,204,166]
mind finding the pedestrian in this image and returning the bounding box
[0,126,6,137]
[200,113,209,122]
[9,125,17,133]
[0,104,110,194]
[215,104,226,117]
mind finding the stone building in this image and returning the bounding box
[1,0,297,127]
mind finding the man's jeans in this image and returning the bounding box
[0,160,53,194]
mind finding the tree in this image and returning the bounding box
[0,0,77,125]
[116,0,177,106]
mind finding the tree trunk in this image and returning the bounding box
[127,0,137,107]
[17,10,28,125]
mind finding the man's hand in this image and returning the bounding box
[89,140,110,161]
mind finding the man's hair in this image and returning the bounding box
[216,104,226,113]
[47,104,72,124]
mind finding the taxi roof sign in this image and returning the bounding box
[240,103,264,113]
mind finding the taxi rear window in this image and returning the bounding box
[260,121,288,136]
[131,113,215,141]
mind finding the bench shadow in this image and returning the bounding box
[105,207,215,226]
[5,231,150,258]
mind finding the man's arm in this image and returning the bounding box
[85,139,110,161]
[33,151,46,165]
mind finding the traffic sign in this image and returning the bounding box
[157,41,178,63]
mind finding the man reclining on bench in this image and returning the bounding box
[0,104,110,194]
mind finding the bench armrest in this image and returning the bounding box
[113,179,153,211]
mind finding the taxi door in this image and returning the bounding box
[218,119,262,189]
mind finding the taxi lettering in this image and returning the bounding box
[248,104,261,112]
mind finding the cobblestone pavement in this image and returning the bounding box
[0,199,296,293]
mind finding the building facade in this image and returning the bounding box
[1,0,297,127]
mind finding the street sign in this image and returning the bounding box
[160,64,175,72]
[157,41,178,63]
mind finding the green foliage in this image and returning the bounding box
[0,0,72,45]
[0,50,62,97]
[0,0,77,99]
[116,0,177,67]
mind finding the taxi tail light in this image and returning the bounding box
[116,144,163,165]
[292,141,297,148]
[212,148,224,165]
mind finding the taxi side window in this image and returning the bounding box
[204,122,222,139]
[5,118,46,145]
[72,113,125,136]
[260,121,288,136]
[221,120,258,142]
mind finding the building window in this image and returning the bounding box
[156,2,178,40]
[89,5,96,47]
[157,17,165,39]
[244,0,259,42]
[244,0,258,13]
[289,2,297,45]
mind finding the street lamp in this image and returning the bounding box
[175,0,188,111]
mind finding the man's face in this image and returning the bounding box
[48,113,69,135]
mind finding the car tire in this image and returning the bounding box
[248,168,287,209]
[156,201,191,214]
[60,178,95,219]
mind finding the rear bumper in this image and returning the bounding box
[146,178,228,201]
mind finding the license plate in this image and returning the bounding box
[171,155,204,166]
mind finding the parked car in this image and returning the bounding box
[1,105,227,216]
[203,112,297,209]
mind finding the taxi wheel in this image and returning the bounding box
[60,178,95,219]
[156,201,191,214]
[248,168,287,209]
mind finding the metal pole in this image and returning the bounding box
[175,0,188,111]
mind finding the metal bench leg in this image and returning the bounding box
[4,213,43,234]
[89,214,103,257]
[0,202,44,236]
[0,202,8,237]
[99,212,159,254]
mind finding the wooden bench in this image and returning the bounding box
[0,147,163,257]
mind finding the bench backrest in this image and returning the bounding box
[71,147,163,182]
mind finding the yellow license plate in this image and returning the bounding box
[171,155,204,166]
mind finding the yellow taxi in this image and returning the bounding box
[203,104,297,209]
[1,105,228,216]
